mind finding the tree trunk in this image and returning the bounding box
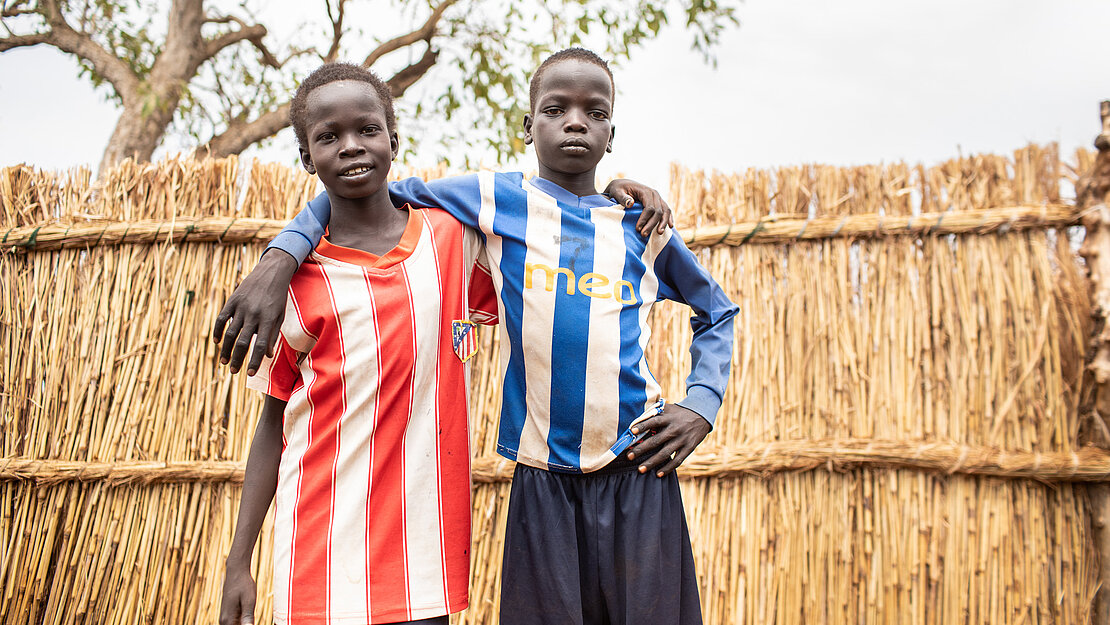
[98,100,171,171]
[98,0,207,172]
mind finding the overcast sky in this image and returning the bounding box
[1,0,1108,194]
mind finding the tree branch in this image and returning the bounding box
[0,31,48,50]
[386,43,439,97]
[7,0,141,98]
[202,15,278,67]
[197,103,292,159]
[322,0,347,63]
[1,5,35,19]
[362,0,458,68]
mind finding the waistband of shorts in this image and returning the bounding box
[588,454,643,475]
[513,454,645,477]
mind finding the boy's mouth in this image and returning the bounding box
[340,164,373,178]
[559,139,590,154]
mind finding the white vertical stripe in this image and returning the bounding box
[273,289,321,621]
[476,173,514,454]
[401,221,450,611]
[633,228,669,424]
[579,207,629,464]
[515,181,563,468]
[272,383,306,622]
[321,262,378,619]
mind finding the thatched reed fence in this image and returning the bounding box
[1,144,1104,623]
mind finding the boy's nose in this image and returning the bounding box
[338,136,366,156]
[563,110,588,132]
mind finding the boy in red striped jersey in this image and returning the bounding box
[218,63,498,625]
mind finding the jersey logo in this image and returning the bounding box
[524,262,638,304]
[452,320,479,362]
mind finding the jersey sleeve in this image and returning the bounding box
[389,175,484,229]
[266,175,485,265]
[653,232,739,427]
[468,249,498,326]
[266,191,331,265]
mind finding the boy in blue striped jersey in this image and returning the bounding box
[217,48,737,624]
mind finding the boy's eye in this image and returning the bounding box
[543,107,563,116]
[589,111,609,121]
[362,126,380,135]
[316,132,336,142]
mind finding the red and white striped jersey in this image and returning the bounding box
[247,206,496,624]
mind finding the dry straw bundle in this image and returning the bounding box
[0,145,1101,624]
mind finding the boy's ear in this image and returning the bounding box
[390,131,399,160]
[522,113,534,145]
[606,125,615,153]
[299,148,316,175]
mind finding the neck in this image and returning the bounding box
[325,185,409,256]
[536,164,599,197]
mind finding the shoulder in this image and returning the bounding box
[493,171,525,184]
[418,205,465,233]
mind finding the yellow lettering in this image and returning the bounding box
[525,263,575,295]
[578,273,611,299]
[523,264,638,303]
[614,280,637,304]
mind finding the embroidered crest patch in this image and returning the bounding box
[451,320,478,362]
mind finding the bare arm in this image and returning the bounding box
[219,395,286,625]
[213,250,298,375]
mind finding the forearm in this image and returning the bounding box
[678,309,737,425]
[657,237,740,424]
[226,396,285,566]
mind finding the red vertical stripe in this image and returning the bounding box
[288,263,347,622]
[365,268,417,617]
[428,212,473,603]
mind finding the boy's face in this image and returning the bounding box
[524,60,615,178]
[299,80,398,199]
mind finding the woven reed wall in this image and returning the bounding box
[0,145,1102,624]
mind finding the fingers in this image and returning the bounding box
[639,213,663,237]
[653,443,696,477]
[625,416,663,456]
[659,201,675,233]
[614,191,636,210]
[635,440,679,477]
[625,410,705,476]
[634,192,674,236]
[228,322,259,374]
[213,305,233,344]
[247,322,274,377]
[625,427,665,460]
[219,315,245,366]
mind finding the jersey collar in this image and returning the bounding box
[528,176,618,210]
[315,204,423,270]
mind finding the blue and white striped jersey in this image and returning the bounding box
[271,172,739,473]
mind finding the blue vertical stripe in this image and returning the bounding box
[545,199,595,471]
[492,174,529,458]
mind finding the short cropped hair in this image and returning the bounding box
[289,62,396,149]
[528,48,615,112]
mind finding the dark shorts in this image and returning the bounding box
[499,457,702,625]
